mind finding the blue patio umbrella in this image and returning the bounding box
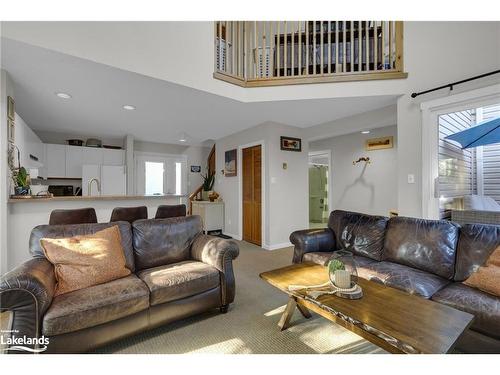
[445,117,500,149]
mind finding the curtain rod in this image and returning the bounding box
[410,69,500,98]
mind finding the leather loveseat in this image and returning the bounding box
[0,215,239,353]
[290,210,500,353]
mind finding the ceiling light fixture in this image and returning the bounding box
[361,130,371,134]
[179,132,188,142]
[122,105,136,111]
[55,92,72,99]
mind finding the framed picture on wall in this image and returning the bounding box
[7,119,15,143]
[280,136,302,152]
[224,149,237,177]
[7,96,15,121]
[365,136,393,151]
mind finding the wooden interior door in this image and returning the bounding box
[242,145,262,246]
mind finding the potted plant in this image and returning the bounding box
[14,167,30,195]
[201,171,215,201]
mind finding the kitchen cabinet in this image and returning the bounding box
[82,147,103,165]
[82,164,127,196]
[65,146,83,178]
[103,149,125,166]
[45,144,66,178]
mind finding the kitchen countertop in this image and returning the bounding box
[8,194,186,203]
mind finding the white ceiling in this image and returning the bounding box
[1,38,399,145]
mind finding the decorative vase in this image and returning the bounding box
[328,250,358,288]
[14,186,30,196]
[202,190,212,201]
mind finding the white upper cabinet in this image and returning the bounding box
[65,146,83,178]
[102,149,125,166]
[82,147,103,165]
[45,144,66,178]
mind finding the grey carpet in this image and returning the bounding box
[94,241,384,354]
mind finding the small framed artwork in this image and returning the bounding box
[190,165,201,173]
[7,119,15,143]
[224,149,237,177]
[280,136,302,152]
[7,96,15,121]
[365,136,394,151]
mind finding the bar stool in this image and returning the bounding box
[110,206,148,224]
[49,208,98,225]
[155,204,186,219]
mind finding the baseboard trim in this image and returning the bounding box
[262,241,293,251]
[223,232,242,241]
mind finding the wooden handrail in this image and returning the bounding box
[214,21,407,87]
[188,143,216,215]
[188,184,204,215]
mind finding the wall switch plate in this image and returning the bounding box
[282,162,287,170]
[407,174,415,184]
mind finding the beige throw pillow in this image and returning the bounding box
[463,245,500,297]
[40,226,131,296]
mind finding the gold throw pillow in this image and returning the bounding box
[463,245,500,297]
[40,226,131,296]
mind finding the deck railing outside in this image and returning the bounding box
[214,21,406,87]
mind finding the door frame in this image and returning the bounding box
[421,84,500,219]
[308,149,333,224]
[238,140,266,248]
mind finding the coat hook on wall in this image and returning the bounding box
[353,157,371,165]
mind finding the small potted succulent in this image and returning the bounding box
[201,171,215,201]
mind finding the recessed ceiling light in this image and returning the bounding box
[361,130,371,134]
[55,92,72,99]
[122,105,136,111]
[179,132,188,142]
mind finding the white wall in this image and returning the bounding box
[397,21,500,217]
[216,122,308,249]
[0,69,13,275]
[310,126,398,217]
[133,140,211,194]
[13,112,44,171]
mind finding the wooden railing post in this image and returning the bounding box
[394,21,404,72]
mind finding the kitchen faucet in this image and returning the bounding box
[88,178,101,196]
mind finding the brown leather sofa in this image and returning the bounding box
[290,210,500,353]
[0,215,239,353]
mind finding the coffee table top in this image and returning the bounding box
[260,262,474,354]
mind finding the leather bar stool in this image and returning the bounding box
[49,208,98,225]
[110,206,148,224]
[155,204,186,219]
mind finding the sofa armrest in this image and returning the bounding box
[0,258,56,352]
[191,234,239,306]
[290,228,336,264]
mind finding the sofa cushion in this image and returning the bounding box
[132,216,203,270]
[137,260,220,306]
[42,275,149,336]
[40,225,131,296]
[357,261,450,298]
[383,217,459,279]
[455,224,500,281]
[431,283,500,339]
[302,251,377,268]
[328,210,388,261]
[30,221,135,272]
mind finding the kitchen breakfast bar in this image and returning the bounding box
[6,194,186,271]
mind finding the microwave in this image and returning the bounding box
[48,185,74,196]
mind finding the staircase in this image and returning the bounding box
[188,144,215,215]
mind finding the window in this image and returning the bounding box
[135,153,187,196]
[145,162,164,195]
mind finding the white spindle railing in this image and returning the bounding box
[214,21,405,87]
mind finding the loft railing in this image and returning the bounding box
[214,21,406,87]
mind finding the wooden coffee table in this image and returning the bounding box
[260,262,474,354]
